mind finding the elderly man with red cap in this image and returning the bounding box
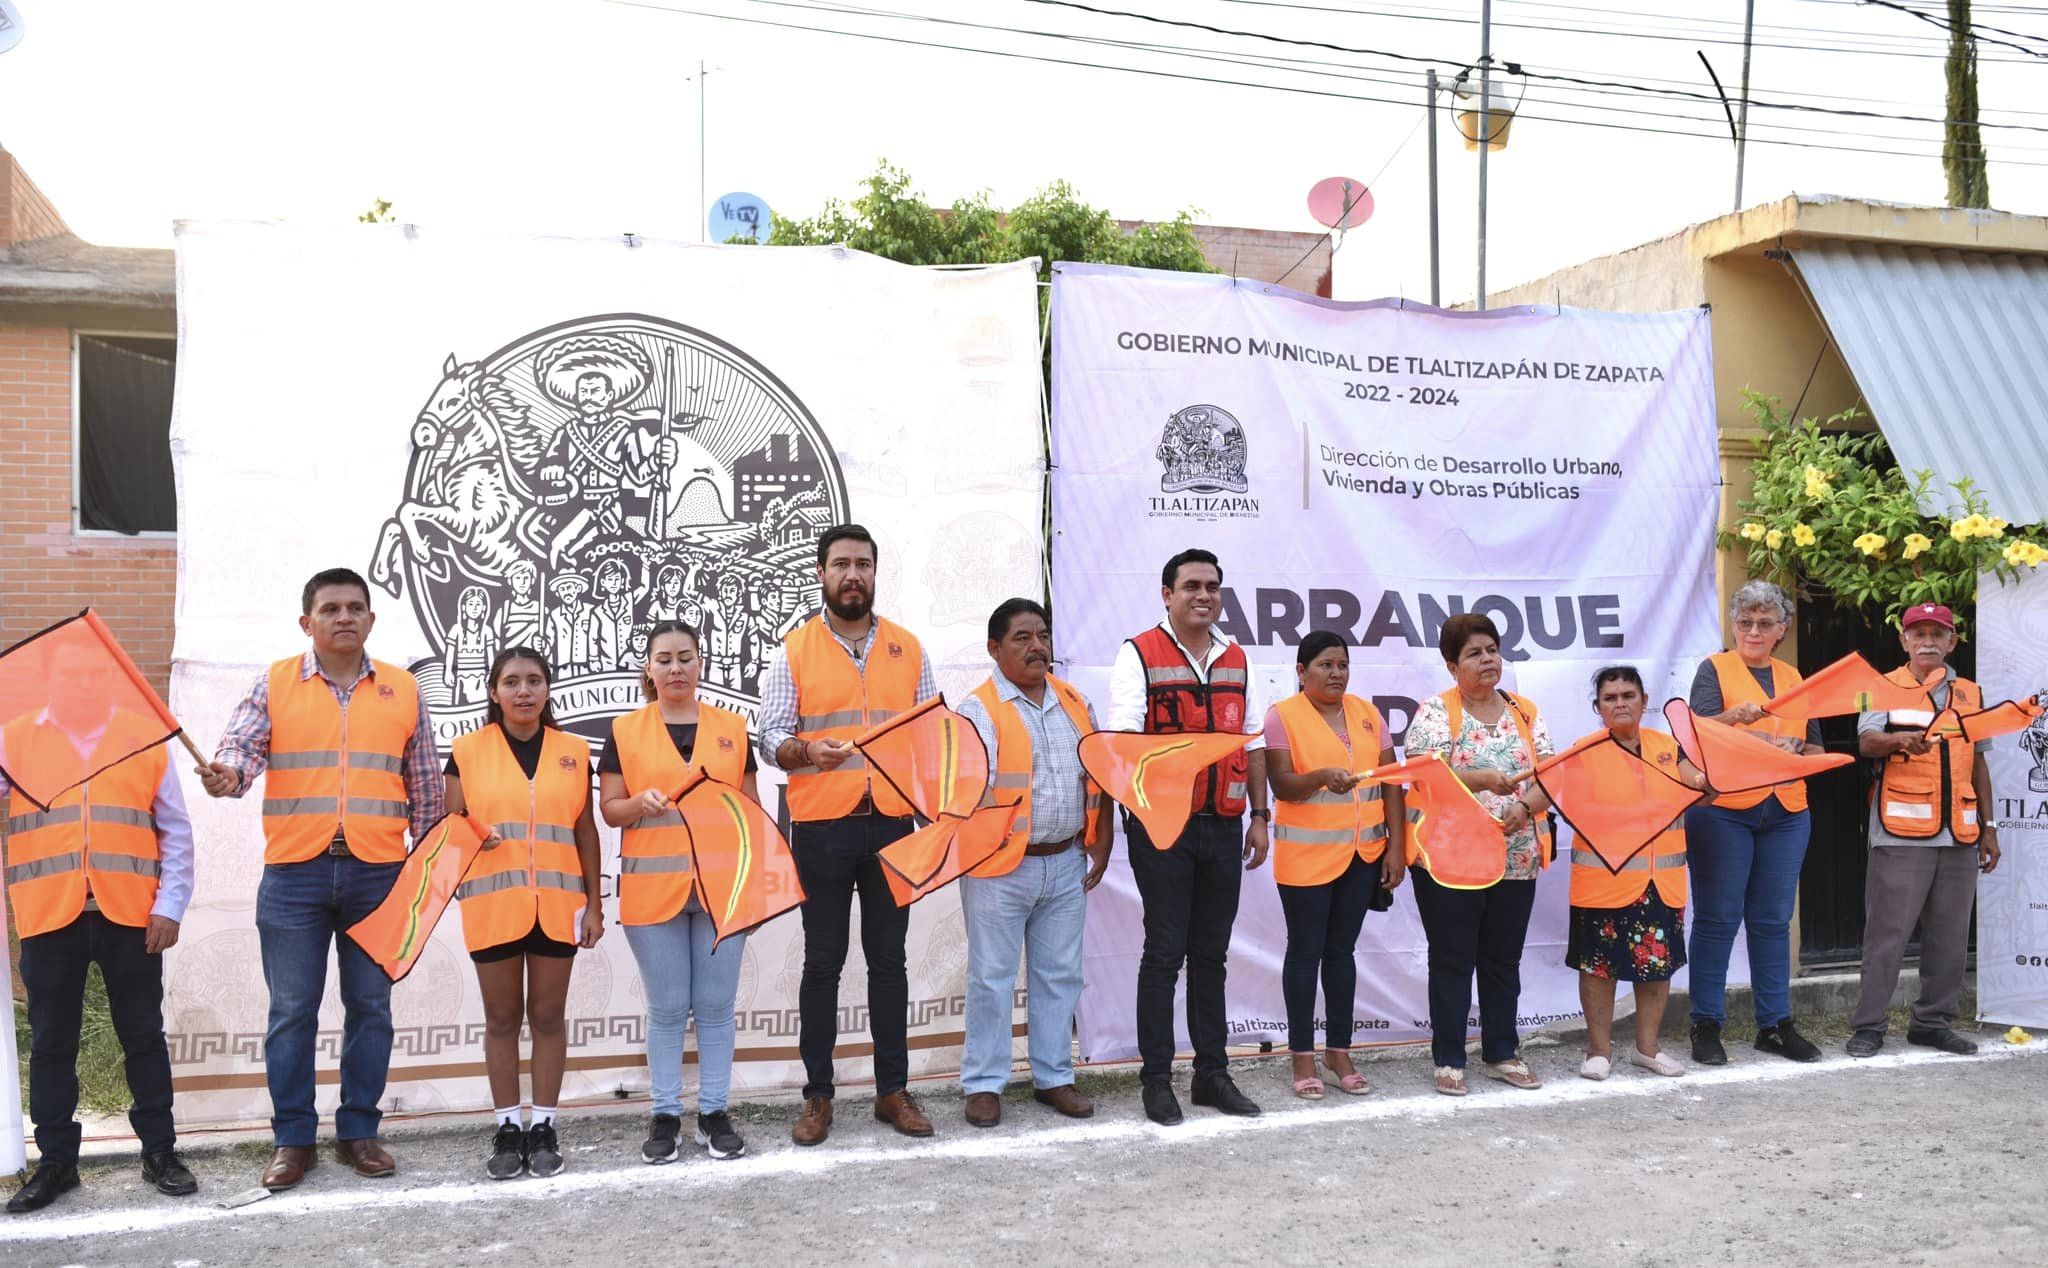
[1848,603,1999,1058]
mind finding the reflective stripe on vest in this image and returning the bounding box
[1877,670,1981,842]
[619,854,694,875]
[1570,847,1689,872]
[783,615,924,821]
[965,675,1102,879]
[449,724,590,952]
[1707,652,1809,813]
[1271,692,1390,886]
[614,701,749,926]
[2,712,168,937]
[260,658,420,865]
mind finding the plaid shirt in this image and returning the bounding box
[757,614,939,769]
[957,674,1096,845]
[214,651,445,843]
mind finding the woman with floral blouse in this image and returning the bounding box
[1403,613,1555,1097]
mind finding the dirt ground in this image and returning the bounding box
[4,1029,2044,1267]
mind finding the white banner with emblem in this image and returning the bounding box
[165,221,1043,1125]
[1975,567,2048,1026]
[1049,262,1732,1061]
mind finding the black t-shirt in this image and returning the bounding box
[598,720,758,776]
[444,727,548,780]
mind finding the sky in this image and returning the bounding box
[2,0,2045,304]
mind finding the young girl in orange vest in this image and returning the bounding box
[598,621,757,1164]
[444,647,605,1181]
[1561,666,1707,1081]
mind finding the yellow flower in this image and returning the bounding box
[2007,1025,2034,1045]
[1902,533,1932,560]
[1739,521,1767,542]
[1791,524,1816,548]
[1853,531,1888,557]
[1988,516,2009,538]
[1765,528,1785,550]
[1803,465,1833,500]
[2007,541,2048,569]
[1950,515,1982,542]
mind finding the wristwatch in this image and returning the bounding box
[1249,808,1272,822]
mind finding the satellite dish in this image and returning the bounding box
[1307,177,1374,230]
[708,192,771,244]
[0,2,24,55]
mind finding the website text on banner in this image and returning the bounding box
[166,222,1044,1125]
[1048,262,1728,1062]
[1975,568,2048,1027]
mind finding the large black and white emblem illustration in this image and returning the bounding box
[369,314,847,732]
[1156,404,1249,495]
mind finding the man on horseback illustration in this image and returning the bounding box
[532,336,678,562]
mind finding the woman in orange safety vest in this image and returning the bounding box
[1563,666,1707,1082]
[1264,631,1406,1100]
[444,646,604,1183]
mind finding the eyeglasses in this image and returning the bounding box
[1733,619,1784,633]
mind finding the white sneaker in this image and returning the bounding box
[1579,1054,1611,1081]
[1630,1047,1685,1077]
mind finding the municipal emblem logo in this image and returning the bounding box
[558,755,578,771]
[367,314,848,743]
[1148,404,1258,521]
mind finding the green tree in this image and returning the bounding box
[358,198,396,224]
[1945,0,1991,208]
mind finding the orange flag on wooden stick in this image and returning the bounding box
[346,814,490,982]
[1925,697,2045,745]
[0,610,191,810]
[878,802,1021,908]
[853,696,990,821]
[1664,699,1851,795]
[671,772,805,947]
[1533,732,1704,875]
[1763,652,1935,723]
[1078,730,1257,850]
[1359,753,1507,890]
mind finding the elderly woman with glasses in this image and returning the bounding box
[1683,580,1826,1068]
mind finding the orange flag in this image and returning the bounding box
[0,610,189,810]
[1078,730,1257,850]
[345,814,490,982]
[1925,698,2046,744]
[878,802,1021,907]
[1663,699,1851,795]
[1763,652,1936,724]
[1533,731,1703,875]
[853,696,990,821]
[1360,753,1507,890]
[671,772,805,947]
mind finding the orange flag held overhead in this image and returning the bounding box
[1925,697,2046,745]
[1078,730,1257,851]
[1533,732,1704,875]
[1763,652,1936,723]
[1360,753,1507,890]
[878,802,1021,908]
[1664,699,1851,795]
[671,772,805,947]
[346,814,491,982]
[853,696,990,821]
[0,610,189,811]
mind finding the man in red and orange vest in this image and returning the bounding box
[756,525,938,1147]
[1849,603,1999,1058]
[197,567,444,1192]
[955,598,1108,1128]
[2,639,198,1213]
[1106,547,1271,1127]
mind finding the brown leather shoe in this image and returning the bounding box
[333,1137,396,1178]
[792,1095,834,1147]
[1033,1085,1095,1119]
[873,1089,934,1138]
[260,1145,316,1192]
[963,1091,1002,1128]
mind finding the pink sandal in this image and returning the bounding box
[1323,1052,1370,1095]
[1293,1076,1326,1100]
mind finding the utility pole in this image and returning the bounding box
[1733,0,1755,211]
[1427,68,1441,307]
[699,60,710,241]
[1476,0,1492,311]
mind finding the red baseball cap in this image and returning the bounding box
[1900,603,1955,631]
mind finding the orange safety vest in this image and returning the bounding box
[449,724,590,952]
[1435,688,1555,864]
[261,658,421,864]
[1129,626,1251,816]
[3,711,166,938]
[1566,729,1690,910]
[614,700,750,925]
[1271,692,1390,887]
[1875,667,1981,843]
[782,615,923,822]
[966,675,1103,878]
[1708,652,1809,813]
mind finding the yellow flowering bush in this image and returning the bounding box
[1720,393,2048,623]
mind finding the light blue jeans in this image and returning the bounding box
[622,901,746,1115]
[959,846,1088,1093]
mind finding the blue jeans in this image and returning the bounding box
[1685,800,1810,1028]
[959,846,1088,1093]
[622,900,747,1115]
[257,854,402,1146]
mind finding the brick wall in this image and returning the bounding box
[0,323,178,693]
[1189,225,1333,297]
[1,151,70,246]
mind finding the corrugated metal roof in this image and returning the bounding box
[1790,240,2048,526]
